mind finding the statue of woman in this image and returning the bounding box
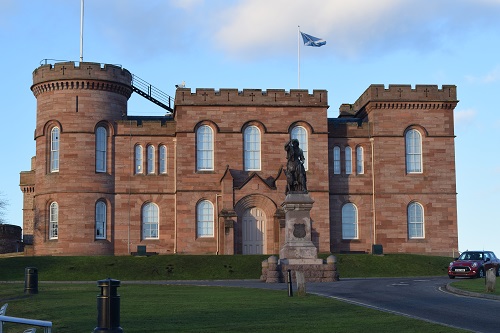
[284,139,307,194]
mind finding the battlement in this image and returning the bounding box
[32,61,132,86]
[175,88,328,107]
[352,84,457,111]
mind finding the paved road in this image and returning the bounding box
[140,277,500,333]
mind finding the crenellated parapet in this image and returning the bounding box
[352,84,457,111]
[175,88,328,107]
[31,62,133,98]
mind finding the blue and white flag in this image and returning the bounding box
[300,32,326,47]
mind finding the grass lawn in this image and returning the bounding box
[0,254,462,332]
[450,277,500,296]
[0,283,468,333]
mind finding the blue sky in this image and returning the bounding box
[1,0,499,256]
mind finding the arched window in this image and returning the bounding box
[96,127,107,173]
[196,125,214,171]
[50,127,60,173]
[356,146,364,174]
[197,200,214,237]
[244,126,261,171]
[49,202,58,239]
[142,203,159,239]
[135,145,143,174]
[342,203,358,239]
[408,202,424,239]
[291,126,308,171]
[345,146,352,175]
[159,145,167,174]
[406,129,422,173]
[333,146,341,174]
[95,201,106,239]
[147,145,155,174]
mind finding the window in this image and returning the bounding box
[96,127,107,173]
[356,146,364,174]
[95,201,106,239]
[147,145,155,174]
[142,203,159,239]
[50,127,60,172]
[333,146,341,174]
[345,146,352,175]
[197,200,214,237]
[342,203,358,239]
[408,202,424,239]
[159,145,167,174]
[196,125,214,171]
[49,202,58,239]
[244,126,261,171]
[291,126,308,171]
[135,145,143,174]
[406,129,422,173]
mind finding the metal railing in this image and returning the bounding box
[131,74,174,113]
[0,304,52,333]
[37,59,174,113]
[0,315,52,333]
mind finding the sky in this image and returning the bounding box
[0,0,499,257]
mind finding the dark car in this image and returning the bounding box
[448,250,500,279]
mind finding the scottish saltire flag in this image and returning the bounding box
[300,32,326,47]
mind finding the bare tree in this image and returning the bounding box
[0,192,8,224]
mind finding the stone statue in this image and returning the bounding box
[284,139,307,194]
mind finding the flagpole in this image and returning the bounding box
[298,25,300,88]
[80,0,84,62]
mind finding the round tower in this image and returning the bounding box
[31,62,132,255]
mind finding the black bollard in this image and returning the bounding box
[24,267,38,294]
[93,278,123,333]
[287,269,293,297]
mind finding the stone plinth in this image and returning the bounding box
[279,192,319,261]
[262,192,339,283]
[261,255,339,283]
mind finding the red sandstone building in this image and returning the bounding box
[19,61,459,256]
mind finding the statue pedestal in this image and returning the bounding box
[279,193,322,264]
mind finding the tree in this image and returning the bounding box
[0,192,7,224]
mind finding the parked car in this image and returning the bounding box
[448,250,500,279]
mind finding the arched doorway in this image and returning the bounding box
[242,207,266,254]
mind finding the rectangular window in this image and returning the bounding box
[95,201,106,239]
[197,126,214,171]
[96,127,107,173]
[49,202,58,239]
[333,146,341,174]
[356,147,364,174]
[345,147,352,175]
[159,145,167,174]
[135,145,143,174]
[147,145,155,174]
[50,127,60,173]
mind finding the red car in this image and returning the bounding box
[448,251,500,279]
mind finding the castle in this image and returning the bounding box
[19,61,459,256]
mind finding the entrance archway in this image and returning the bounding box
[242,207,266,254]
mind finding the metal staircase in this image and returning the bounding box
[131,74,174,113]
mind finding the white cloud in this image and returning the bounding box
[465,66,500,84]
[454,108,477,125]
[211,0,500,60]
[170,0,204,10]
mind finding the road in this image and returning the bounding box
[148,277,500,333]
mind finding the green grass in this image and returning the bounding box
[0,283,468,333]
[450,277,500,296]
[0,253,452,281]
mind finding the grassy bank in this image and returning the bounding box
[450,278,500,296]
[0,253,452,281]
[0,283,467,333]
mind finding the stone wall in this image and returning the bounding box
[0,224,22,254]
